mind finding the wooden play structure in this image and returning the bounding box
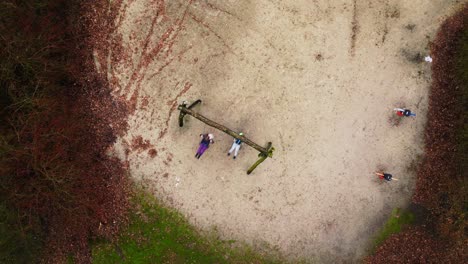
[178,100,274,174]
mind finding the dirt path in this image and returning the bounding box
[99,0,464,262]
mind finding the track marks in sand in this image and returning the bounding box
[159,82,193,139]
[199,0,240,20]
[189,13,236,55]
[122,0,194,101]
[350,0,359,57]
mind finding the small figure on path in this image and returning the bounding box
[227,132,244,159]
[375,171,399,182]
[394,108,416,117]
[424,55,433,63]
[195,133,214,159]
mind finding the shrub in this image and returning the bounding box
[0,1,130,262]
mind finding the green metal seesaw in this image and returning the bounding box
[178,100,274,175]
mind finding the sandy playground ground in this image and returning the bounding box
[98,0,465,262]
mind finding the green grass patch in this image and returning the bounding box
[92,189,282,264]
[371,208,414,252]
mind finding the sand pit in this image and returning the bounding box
[99,0,464,262]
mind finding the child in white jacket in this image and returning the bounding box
[227,132,243,159]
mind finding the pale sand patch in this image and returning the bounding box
[102,0,465,262]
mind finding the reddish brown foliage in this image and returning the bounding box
[413,4,468,244]
[1,0,131,263]
[365,227,465,264]
[148,149,158,158]
[131,136,153,153]
[413,5,468,210]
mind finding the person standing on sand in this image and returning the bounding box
[227,132,244,159]
[394,108,416,117]
[195,133,214,159]
[375,172,399,182]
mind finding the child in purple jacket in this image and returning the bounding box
[195,133,214,159]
